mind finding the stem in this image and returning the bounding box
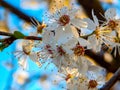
[0,0,36,23]
[24,36,42,40]
[100,67,120,90]
[0,31,13,36]
[77,0,105,22]
[0,31,42,40]
[85,50,116,72]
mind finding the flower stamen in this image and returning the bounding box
[45,44,54,54]
[88,80,98,89]
[108,20,118,30]
[37,23,46,34]
[65,74,72,81]
[59,15,70,26]
[57,46,66,56]
[72,45,85,56]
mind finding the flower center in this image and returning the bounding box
[37,23,46,34]
[65,74,72,81]
[23,46,31,55]
[45,44,54,54]
[59,15,70,26]
[72,45,85,56]
[108,20,118,29]
[88,80,98,89]
[114,37,120,43]
[40,75,48,82]
[57,46,66,56]
[94,27,101,39]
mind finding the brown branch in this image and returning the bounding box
[100,67,120,90]
[0,0,36,23]
[77,0,105,21]
[0,31,13,36]
[0,31,42,40]
[85,50,117,73]
[24,36,42,40]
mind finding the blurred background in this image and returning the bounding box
[0,0,120,90]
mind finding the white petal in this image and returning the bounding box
[46,22,59,30]
[92,10,99,26]
[55,25,73,44]
[71,26,79,38]
[109,30,117,37]
[80,28,93,35]
[105,8,116,20]
[14,51,23,57]
[83,18,96,30]
[29,52,42,67]
[29,52,38,62]
[96,43,102,52]
[60,7,68,15]
[18,55,28,70]
[51,12,60,20]
[78,56,89,74]
[88,65,106,76]
[62,38,78,54]
[42,30,54,44]
[68,8,78,19]
[78,38,89,47]
[87,35,97,49]
[71,18,87,29]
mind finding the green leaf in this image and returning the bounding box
[13,31,25,39]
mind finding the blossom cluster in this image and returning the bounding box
[14,7,120,90]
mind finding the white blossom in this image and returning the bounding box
[44,7,87,45]
[14,40,41,70]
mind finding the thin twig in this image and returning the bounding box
[100,67,120,90]
[0,31,13,36]
[0,31,42,40]
[85,50,117,73]
[77,0,105,21]
[0,0,36,23]
[24,36,42,40]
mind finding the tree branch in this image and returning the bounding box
[100,67,120,90]
[0,31,42,40]
[0,31,13,36]
[24,36,42,40]
[85,49,120,73]
[77,0,105,21]
[0,0,36,23]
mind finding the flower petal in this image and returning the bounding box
[42,30,54,44]
[60,7,68,15]
[71,18,87,29]
[92,9,99,26]
[18,55,28,70]
[54,25,74,45]
[105,8,116,20]
[78,38,89,47]
[83,18,96,30]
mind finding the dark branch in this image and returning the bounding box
[77,0,105,21]
[0,31,42,40]
[0,31,13,36]
[100,67,120,90]
[0,0,35,23]
[85,50,117,73]
[24,36,42,40]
